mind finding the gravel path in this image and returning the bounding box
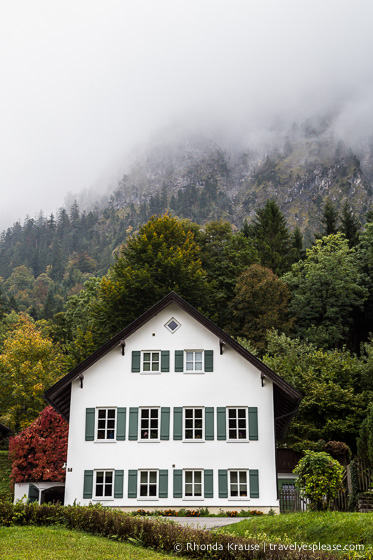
[166,516,244,530]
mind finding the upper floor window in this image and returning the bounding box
[142,351,160,373]
[95,470,114,498]
[97,408,116,440]
[185,351,203,372]
[227,408,248,441]
[140,408,159,440]
[184,407,204,440]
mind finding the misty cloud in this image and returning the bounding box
[1,0,373,230]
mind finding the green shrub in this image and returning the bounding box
[0,502,344,560]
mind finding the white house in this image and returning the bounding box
[41,292,301,513]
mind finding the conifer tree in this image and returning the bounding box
[340,200,361,248]
[319,198,339,236]
[250,199,291,275]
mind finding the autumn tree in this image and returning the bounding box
[0,315,66,431]
[229,264,293,354]
[9,406,68,483]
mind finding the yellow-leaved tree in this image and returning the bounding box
[0,315,66,432]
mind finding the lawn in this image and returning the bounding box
[220,511,373,553]
[0,525,178,560]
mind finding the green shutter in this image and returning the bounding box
[131,351,141,372]
[173,469,182,498]
[161,351,170,372]
[85,408,95,441]
[217,407,226,440]
[204,350,213,372]
[175,350,184,372]
[28,484,39,503]
[128,470,138,498]
[159,470,168,498]
[116,408,126,440]
[114,470,124,498]
[205,407,214,440]
[250,469,259,498]
[173,407,182,440]
[218,470,228,498]
[204,470,213,498]
[129,407,138,440]
[248,407,258,440]
[83,470,93,499]
[160,407,170,440]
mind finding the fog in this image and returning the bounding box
[1,0,373,230]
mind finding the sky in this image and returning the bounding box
[1,0,373,231]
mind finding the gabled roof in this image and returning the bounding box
[0,421,11,436]
[44,292,301,439]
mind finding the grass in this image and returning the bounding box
[0,525,178,560]
[220,511,373,547]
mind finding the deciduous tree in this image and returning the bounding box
[9,406,68,483]
[230,264,293,354]
[0,315,66,431]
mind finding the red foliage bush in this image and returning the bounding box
[9,406,68,483]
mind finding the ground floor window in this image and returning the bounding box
[95,470,114,498]
[184,470,203,497]
[139,470,158,497]
[229,470,248,497]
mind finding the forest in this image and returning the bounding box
[0,198,372,467]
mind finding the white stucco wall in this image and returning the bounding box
[65,303,279,510]
[14,481,65,503]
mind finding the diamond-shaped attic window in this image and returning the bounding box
[165,317,181,333]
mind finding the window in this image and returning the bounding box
[140,408,159,440]
[142,351,160,372]
[97,408,116,440]
[165,317,181,333]
[184,470,203,497]
[95,470,114,498]
[185,351,203,372]
[139,470,158,497]
[229,470,248,498]
[184,408,204,440]
[227,408,248,440]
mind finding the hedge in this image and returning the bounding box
[0,501,345,560]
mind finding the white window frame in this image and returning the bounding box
[139,407,160,441]
[183,469,204,500]
[228,469,249,500]
[141,351,161,374]
[96,408,117,441]
[184,350,204,373]
[94,469,114,500]
[183,407,204,441]
[138,469,159,500]
[227,407,249,442]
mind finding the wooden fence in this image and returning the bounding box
[279,489,307,513]
[280,459,372,513]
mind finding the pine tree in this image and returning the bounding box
[250,199,291,275]
[340,201,361,247]
[320,198,339,236]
